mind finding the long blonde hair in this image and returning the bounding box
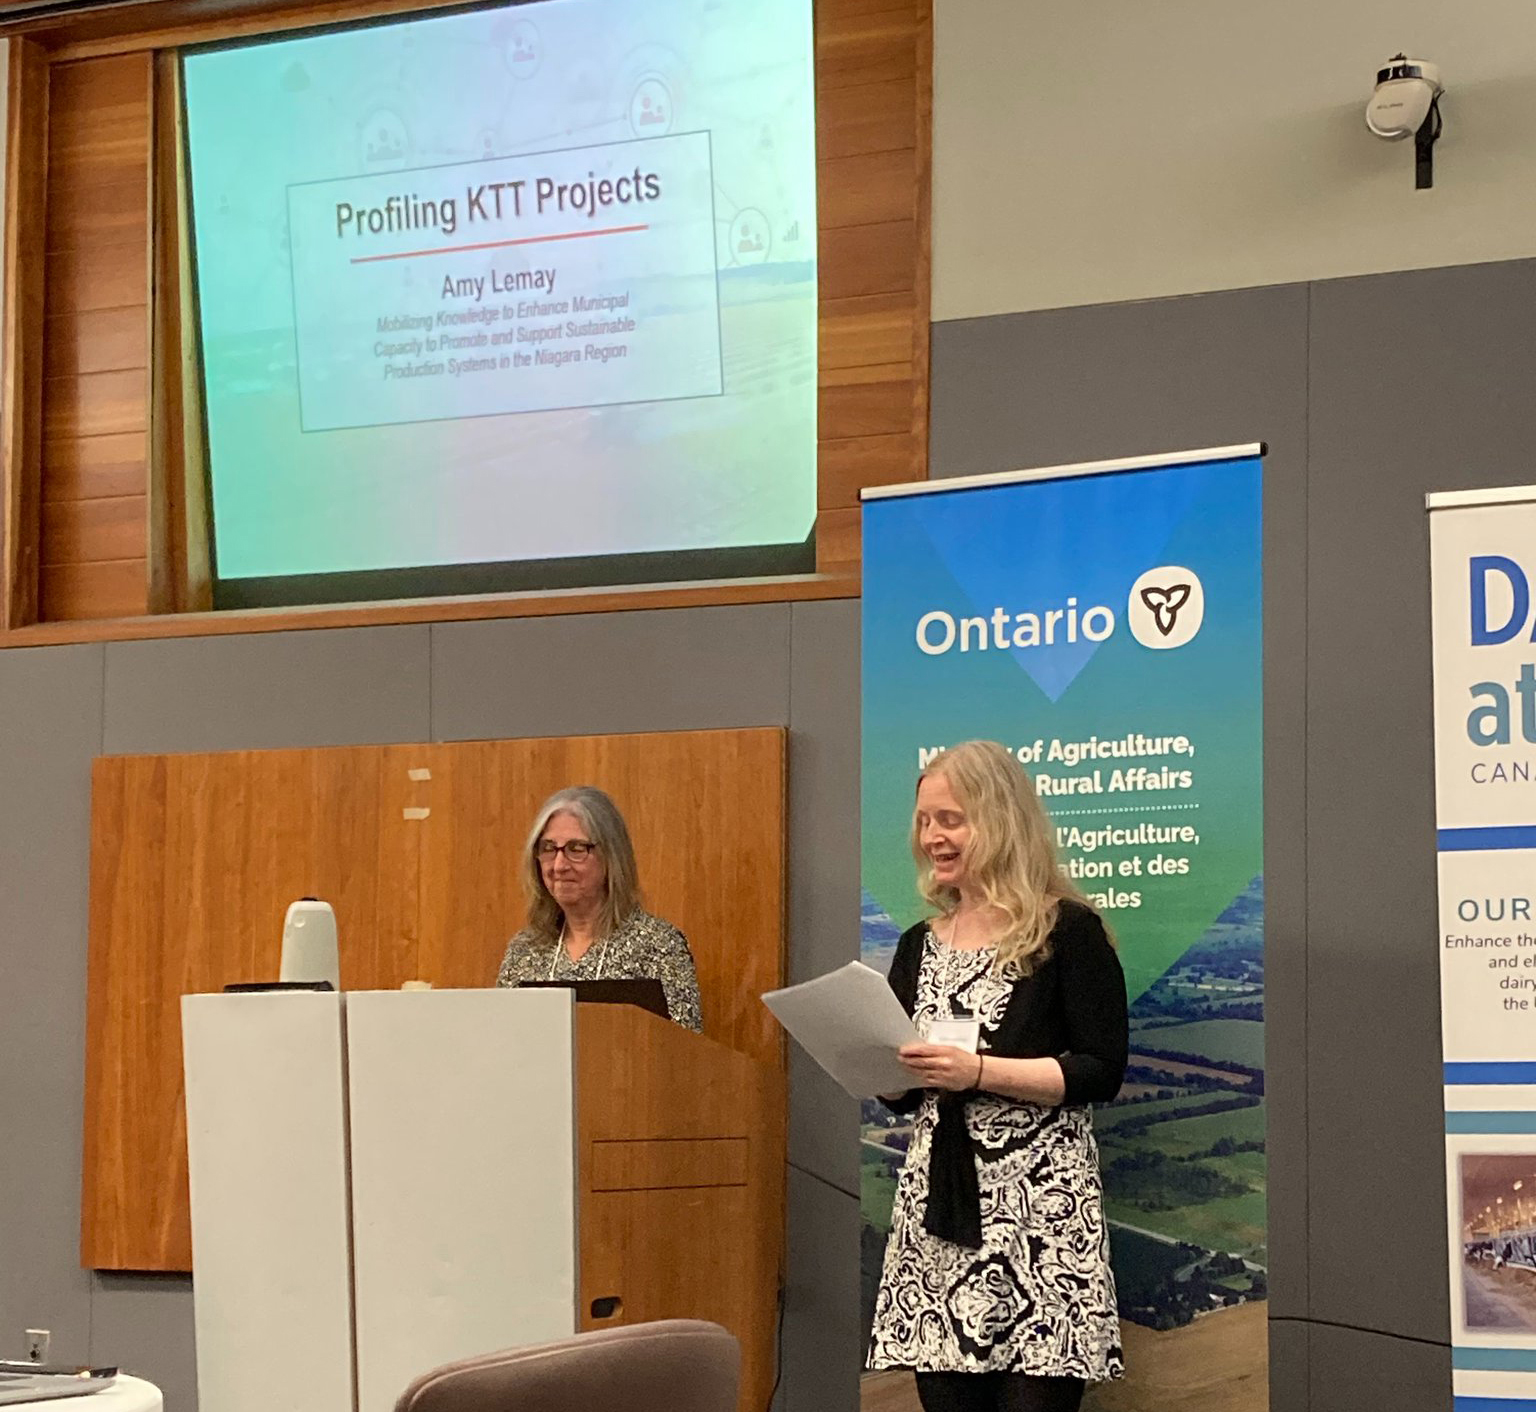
[523,786,644,944]
[910,740,1088,974]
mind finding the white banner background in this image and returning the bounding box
[1429,488,1536,1407]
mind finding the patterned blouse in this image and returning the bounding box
[495,909,703,1032]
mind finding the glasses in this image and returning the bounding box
[537,839,598,861]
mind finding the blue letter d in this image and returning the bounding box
[1471,555,1530,645]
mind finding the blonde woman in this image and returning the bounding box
[867,741,1127,1412]
[496,786,702,1031]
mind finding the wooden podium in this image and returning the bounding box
[182,988,785,1412]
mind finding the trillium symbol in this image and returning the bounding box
[1139,583,1193,637]
[1128,566,1204,650]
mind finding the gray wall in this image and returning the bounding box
[930,257,1536,1411]
[7,253,1529,1412]
[0,601,862,1412]
[933,2,1536,317]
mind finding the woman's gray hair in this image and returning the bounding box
[523,785,644,943]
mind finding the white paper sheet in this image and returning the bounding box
[761,961,921,1098]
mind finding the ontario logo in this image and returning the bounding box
[910,564,1207,658]
[1127,566,1204,650]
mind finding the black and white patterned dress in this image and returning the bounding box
[496,910,702,1031]
[867,927,1123,1380]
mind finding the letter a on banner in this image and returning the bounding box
[858,445,1267,1412]
[1430,485,1536,1412]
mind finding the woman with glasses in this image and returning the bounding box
[866,741,1127,1412]
[495,785,702,1031]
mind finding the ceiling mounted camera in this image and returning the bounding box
[1367,54,1444,188]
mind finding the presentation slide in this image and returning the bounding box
[182,0,816,588]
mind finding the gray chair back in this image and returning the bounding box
[392,1319,741,1412]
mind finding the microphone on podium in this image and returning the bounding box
[280,898,340,991]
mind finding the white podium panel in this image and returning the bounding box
[181,993,353,1412]
[346,989,579,1411]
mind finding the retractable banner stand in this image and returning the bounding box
[1430,488,1536,1412]
[859,447,1267,1412]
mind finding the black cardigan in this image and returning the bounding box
[883,899,1129,1247]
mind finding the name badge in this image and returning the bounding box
[926,1017,981,1054]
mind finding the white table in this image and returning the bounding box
[27,1376,162,1411]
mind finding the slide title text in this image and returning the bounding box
[334,169,664,241]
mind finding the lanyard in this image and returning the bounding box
[939,918,972,1020]
[548,926,610,981]
[930,920,983,1055]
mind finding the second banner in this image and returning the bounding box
[859,447,1266,1412]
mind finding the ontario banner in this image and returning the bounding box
[859,446,1267,1412]
[1429,487,1536,1412]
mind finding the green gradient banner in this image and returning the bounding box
[859,451,1267,1412]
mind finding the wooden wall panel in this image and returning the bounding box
[44,308,151,380]
[41,493,147,564]
[41,432,149,503]
[38,558,148,620]
[46,173,148,248]
[817,77,916,161]
[816,505,861,572]
[819,148,919,229]
[80,754,168,1265]
[81,728,787,1272]
[820,431,919,511]
[820,220,918,301]
[822,293,916,370]
[815,6,918,89]
[821,363,913,438]
[45,243,149,315]
[815,0,929,558]
[3,39,49,630]
[82,745,394,1269]
[43,369,148,441]
[47,51,155,162]
[37,51,152,622]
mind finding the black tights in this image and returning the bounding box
[913,1371,1085,1412]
